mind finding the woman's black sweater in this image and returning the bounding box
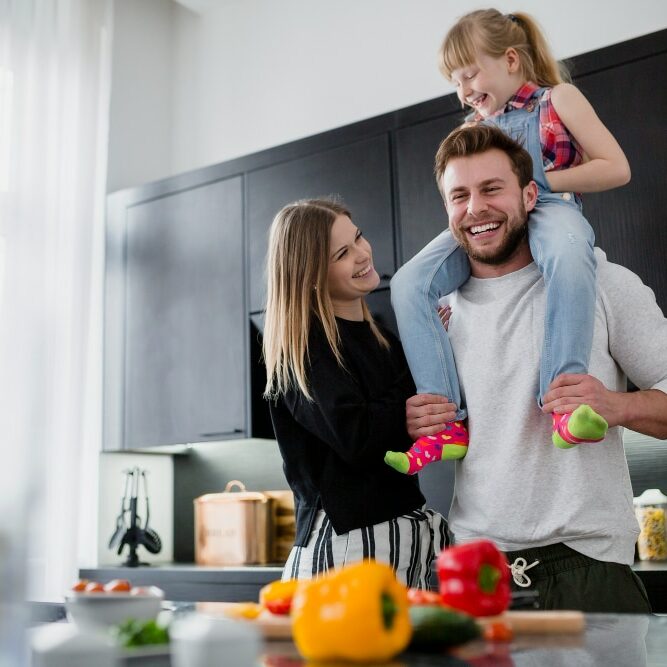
[269,316,425,545]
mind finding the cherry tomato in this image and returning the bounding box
[259,579,299,615]
[407,587,443,606]
[264,598,292,615]
[483,621,513,642]
[104,578,131,593]
[71,579,88,592]
[84,581,104,593]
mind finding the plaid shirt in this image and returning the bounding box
[476,82,583,172]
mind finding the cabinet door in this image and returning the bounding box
[247,135,395,313]
[394,114,462,264]
[124,176,245,448]
[365,287,398,338]
[576,51,667,313]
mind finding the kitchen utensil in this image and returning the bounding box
[118,467,147,566]
[108,469,133,550]
[139,527,162,554]
[115,466,163,565]
[194,480,273,566]
[116,527,159,557]
[140,470,162,555]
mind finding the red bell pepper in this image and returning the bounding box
[437,540,511,617]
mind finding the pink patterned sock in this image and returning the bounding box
[405,421,469,474]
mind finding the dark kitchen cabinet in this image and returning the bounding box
[105,176,246,449]
[574,50,667,313]
[246,135,396,313]
[394,114,462,263]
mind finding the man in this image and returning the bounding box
[407,123,667,612]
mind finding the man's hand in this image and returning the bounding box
[543,373,667,438]
[406,393,457,441]
[542,373,625,427]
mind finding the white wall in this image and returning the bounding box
[107,0,175,192]
[169,0,667,176]
[108,0,667,187]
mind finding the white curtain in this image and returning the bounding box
[0,0,112,612]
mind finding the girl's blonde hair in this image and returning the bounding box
[263,198,388,401]
[439,9,570,87]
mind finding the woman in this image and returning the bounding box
[263,197,450,586]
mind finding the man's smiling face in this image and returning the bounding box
[441,148,537,275]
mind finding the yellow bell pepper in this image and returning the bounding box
[291,560,412,663]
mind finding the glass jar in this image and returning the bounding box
[633,488,667,561]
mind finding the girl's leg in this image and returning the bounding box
[528,199,608,447]
[390,229,469,413]
[386,230,470,474]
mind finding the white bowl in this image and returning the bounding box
[65,588,164,630]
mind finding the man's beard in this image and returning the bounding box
[452,205,529,265]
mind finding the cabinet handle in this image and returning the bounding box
[199,429,245,438]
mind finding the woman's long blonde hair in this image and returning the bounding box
[439,9,570,87]
[263,198,388,401]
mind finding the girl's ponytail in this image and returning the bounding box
[439,9,570,87]
[511,12,570,86]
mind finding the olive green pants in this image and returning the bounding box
[504,543,651,613]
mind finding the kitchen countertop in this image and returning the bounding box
[28,603,667,667]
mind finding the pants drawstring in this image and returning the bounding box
[508,557,540,587]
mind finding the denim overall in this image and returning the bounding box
[391,87,596,417]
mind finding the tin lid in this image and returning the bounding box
[194,480,268,504]
[633,488,667,507]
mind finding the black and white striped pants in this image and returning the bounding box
[282,507,451,588]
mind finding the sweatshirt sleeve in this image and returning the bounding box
[598,256,667,395]
[283,341,413,468]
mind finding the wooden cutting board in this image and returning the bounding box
[478,610,585,634]
[197,603,585,639]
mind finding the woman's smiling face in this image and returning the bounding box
[326,214,379,315]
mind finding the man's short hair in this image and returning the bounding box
[434,123,534,197]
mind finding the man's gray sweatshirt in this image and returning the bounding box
[446,249,667,564]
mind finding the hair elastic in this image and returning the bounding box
[507,13,520,24]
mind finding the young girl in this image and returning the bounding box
[385,9,630,475]
[263,198,450,584]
